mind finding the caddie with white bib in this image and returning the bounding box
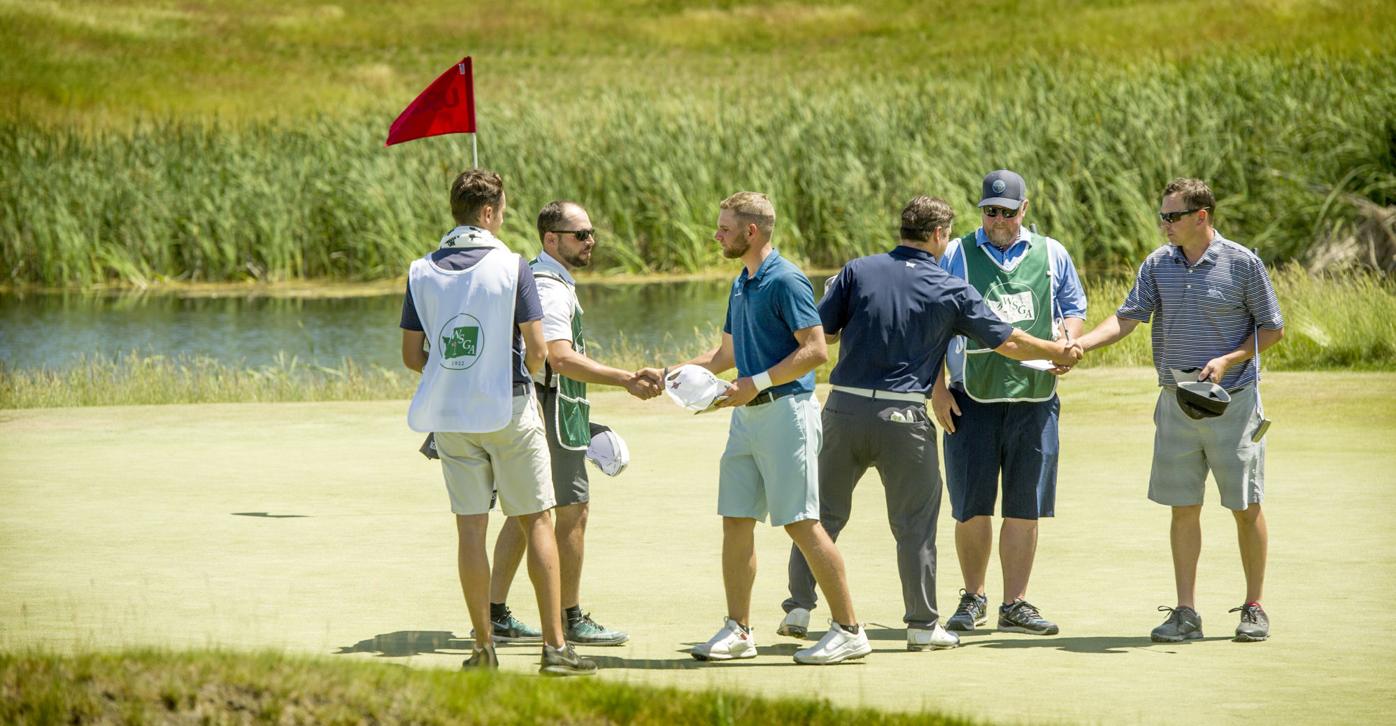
[932,169,1088,637]
[481,201,664,649]
[1075,177,1285,644]
[399,170,596,677]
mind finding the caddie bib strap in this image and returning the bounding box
[531,265,591,450]
[963,232,1057,403]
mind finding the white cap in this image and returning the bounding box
[664,364,727,412]
[585,428,629,477]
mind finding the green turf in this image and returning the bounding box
[2,372,1393,724]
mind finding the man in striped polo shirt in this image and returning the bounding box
[1076,177,1285,643]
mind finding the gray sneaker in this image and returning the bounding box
[997,599,1059,635]
[461,646,498,670]
[540,643,598,677]
[1150,605,1203,642]
[1230,603,1269,642]
[946,590,988,632]
[471,607,543,643]
[566,611,629,646]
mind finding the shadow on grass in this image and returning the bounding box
[964,634,1234,653]
[337,631,474,657]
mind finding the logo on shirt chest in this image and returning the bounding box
[438,313,485,370]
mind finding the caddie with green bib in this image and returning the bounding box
[483,201,666,648]
[932,169,1088,637]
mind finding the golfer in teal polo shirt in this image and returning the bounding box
[671,192,870,666]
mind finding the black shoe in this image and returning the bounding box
[461,646,499,670]
[946,590,988,632]
[1230,603,1270,642]
[997,599,1059,635]
[540,643,598,677]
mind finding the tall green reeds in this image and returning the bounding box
[3,53,1393,286]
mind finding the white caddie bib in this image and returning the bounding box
[406,229,521,433]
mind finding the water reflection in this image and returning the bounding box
[0,280,744,371]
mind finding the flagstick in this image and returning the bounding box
[471,133,478,169]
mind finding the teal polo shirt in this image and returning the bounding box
[722,250,821,396]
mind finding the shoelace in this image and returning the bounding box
[1229,605,1260,624]
[1157,605,1186,625]
[1011,601,1043,622]
[575,612,601,630]
[956,591,982,614]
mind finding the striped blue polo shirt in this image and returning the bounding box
[1117,231,1284,389]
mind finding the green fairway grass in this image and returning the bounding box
[2,371,1393,724]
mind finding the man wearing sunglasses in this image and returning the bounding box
[480,201,664,649]
[932,169,1088,637]
[1074,178,1284,643]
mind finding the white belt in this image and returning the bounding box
[830,385,926,403]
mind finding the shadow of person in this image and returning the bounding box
[588,654,707,671]
[336,630,474,657]
[970,634,1234,653]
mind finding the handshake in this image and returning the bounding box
[1048,340,1085,375]
[622,367,667,400]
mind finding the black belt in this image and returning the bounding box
[747,388,798,407]
[513,381,531,396]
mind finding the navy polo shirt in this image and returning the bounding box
[722,250,822,396]
[400,247,543,384]
[820,245,1016,394]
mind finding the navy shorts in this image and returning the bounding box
[943,387,1059,522]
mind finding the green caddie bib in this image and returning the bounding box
[532,266,591,450]
[962,232,1057,403]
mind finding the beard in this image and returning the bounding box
[721,237,749,259]
[561,248,591,268]
[985,223,1018,247]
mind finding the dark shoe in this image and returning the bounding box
[461,646,499,670]
[566,611,629,646]
[540,643,598,677]
[946,590,988,632]
[1150,605,1204,642]
[997,599,1059,635]
[1230,603,1270,642]
[471,606,543,643]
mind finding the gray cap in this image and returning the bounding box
[978,169,1027,210]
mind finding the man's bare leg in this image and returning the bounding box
[515,509,565,648]
[1170,505,1203,608]
[491,502,588,609]
[1000,517,1039,604]
[1233,504,1267,603]
[455,513,492,648]
[955,515,993,596]
[785,519,857,625]
[489,518,526,604]
[722,517,758,625]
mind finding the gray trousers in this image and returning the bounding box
[784,390,942,628]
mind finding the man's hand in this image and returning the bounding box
[625,369,663,399]
[1198,356,1230,384]
[1050,342,1084,376]
[931,383,960,434]
[1049,341,1082,368]
[714,377,758,408]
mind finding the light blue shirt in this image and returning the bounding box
[939,228,1088,385]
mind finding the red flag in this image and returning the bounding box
[385,56,476,147]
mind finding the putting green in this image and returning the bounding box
[2,370,1393,724]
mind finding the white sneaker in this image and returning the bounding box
[777,608,811,639]
[907,623,960,651]
[793,620,872,665]
[691,618,758,661]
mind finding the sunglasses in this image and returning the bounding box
[982,206,1020,219]
[551,228,594,241]
[1158,208,1208,224]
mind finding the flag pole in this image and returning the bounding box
[471,133,478,169]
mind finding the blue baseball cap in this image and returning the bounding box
[978,170,1027,210]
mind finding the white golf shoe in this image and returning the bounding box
[777,608,811,639]
[907,623,960,651]
[691,618,758,661]
[793,620,872,665]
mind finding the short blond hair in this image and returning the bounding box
[720,192,776,238]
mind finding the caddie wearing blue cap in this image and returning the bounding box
[932,169,1088,637]
[1076,177,1285,643]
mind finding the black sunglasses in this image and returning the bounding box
[982,206,1020,218]
[551,228,595,241]
[1158,208,1208,224]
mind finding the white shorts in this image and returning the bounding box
[434,393,555,517]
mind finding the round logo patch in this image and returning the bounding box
[992,179,1007,194]
[437,313,485,370]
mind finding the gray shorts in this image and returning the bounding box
[536,383,589,507]
[1149,385,1265,510]
[718,391,822,527]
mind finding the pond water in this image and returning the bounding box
[0,279,765,371]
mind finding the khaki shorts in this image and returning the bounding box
[434,393,555,517]
[1149,386,1265,511]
